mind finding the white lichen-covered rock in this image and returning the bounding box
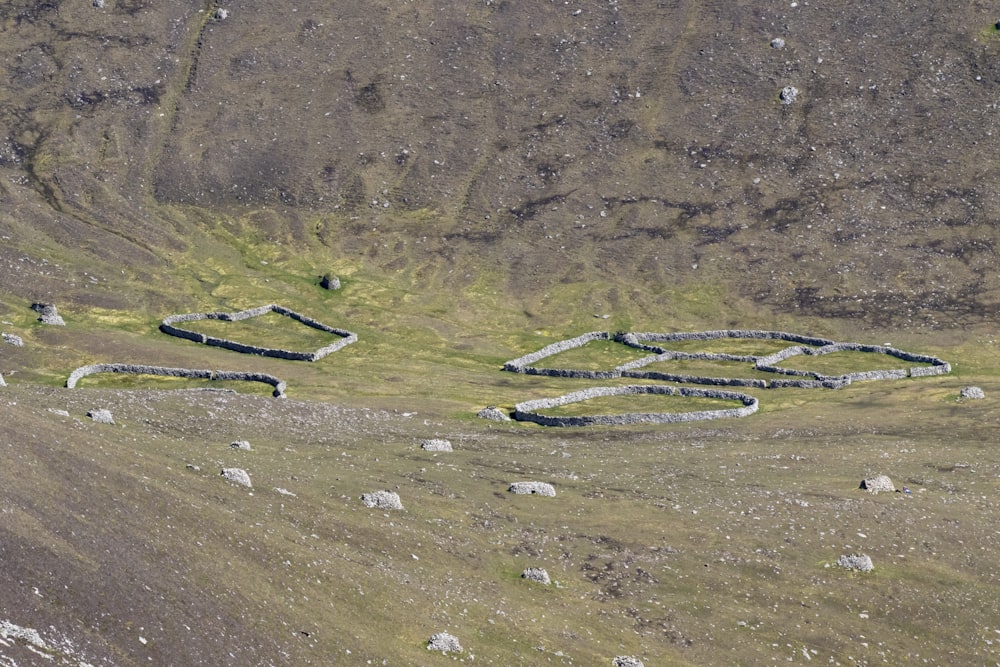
[508,481,556,497]
[770,37,786,49]
[859,474,894,494]
[2,333,23,346]
[478,406,511,421]
[420,438,453,452]
[360,490,403,510]
[780,85,799,104]
[213,7,229,19]
[837,553,874,572]
[613,656,645,667]
[0,373,5,387]
[221,468,252,488]
[87,408,115,424]
[960,386,985,400]
[427,632,462,653]
[230,440,252,450]
[522,567,551,585]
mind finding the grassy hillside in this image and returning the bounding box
[2,0,1000,664]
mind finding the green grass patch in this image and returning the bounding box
[641,357,777,380]
[655,337,815,356]
[540,340,652,370]
[776,350,925,375]
[178,310,348,352]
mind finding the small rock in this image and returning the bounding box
[508,481,556,497]
[48,408,70,416]
[770,37,786,49]
[420,438,453,452]
[780,85,799,104]
[221,468,252,488]
[613,657,645,667]
[186,464,201,471]
[213,7,228,19]
[230,440,252,451]
[521,567,551,585]
[837,553,873,572]
[320,274,341,290]
[361,490,403,510]
[31,303,65,326]
[426,632,462,653]
[87,409,115,424]
[0,373,5,387]
[960,386,985,400]
[2,333,23,347]
[477,406,511,421]
[859,474,894,494]
[92,0,104,7]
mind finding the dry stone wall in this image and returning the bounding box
[66,363,287,397]
[160,304,357,361]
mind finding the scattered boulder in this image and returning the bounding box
[478,406,511,421]
[221,468,252,488]
[213,7,229,19]
[186,464,201,471]
[92,0,104,7]
[361,490,403,510]
[837,554,873,572]
[426,632,462,653]
[320,274,341,290]
[31,303,65,326]
[230,440,252,451]
[960,386,985,400]
[0,373,5,387]
[859,474,894,494]
[508,481,556,497]
[420,438,453,452]
[613,657,645,667]
[521,567,551,585]
[770,37,786,49]
[780,86,799,104]
[87,409,115,424]
[2,333,23,347]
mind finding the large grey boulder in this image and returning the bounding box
[320,274,341,290]
[360,490,403,510]
[478,406,511,421]
[859,474,894,494]
[837,554,874,572]
[221,468,252,488]
[521,567,551,585]
[508,481,556,497]
[426,632,462,653]
[31,303,65,326]
[613,657,645,667]
[420,438,452,452]
[2,333,23,346]
[960,386,985,400]
[87,409,115,424]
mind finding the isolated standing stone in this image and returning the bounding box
[859,474,894,494]
[420,438,453,452]
[837,554,873,572]
[508,481,556,497]
[521,567,551,585]
[426,632,462,653]
[360,490,403,510]
[780,86,799,104]
[478,406,511,421]
[960,386,985,400]
[221,468,252,488]
[87,409,115,424]
[31,303,65,326]
[320,274,341,290]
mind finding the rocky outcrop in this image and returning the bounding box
[160,304,357,361]
[521,567,551,585]
[2,333,23,346]
[66,363,287,397]
[613,657,645,667]
[477,406,511,421]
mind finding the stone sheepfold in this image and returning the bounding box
[503,330,950,389]
[513,384,758,427]
[66,363,288,397]
[160,304,357,361]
